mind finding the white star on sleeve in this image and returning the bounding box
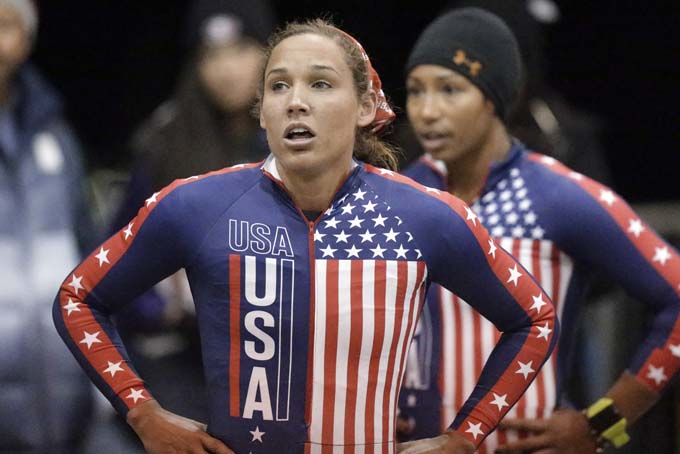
[314,231,326,242]
[507,265,522,286]
[465,421,484,440]
[345,245,362,258]
[63,298,81,316]
[394,244,409,259]
[487,239,497,259]
[145,191,160,207]
[379,168,394,176]
[425,187,440,194]
[627,219,645,238]
[536,322,552,341]
[530,293,548,313]
[490,393,509,411]
[104,361,125,377]
[464,206,478,226]
[599,189,616,206]
[515,360,535,380]
[126,388,146,403]
[95,247,110,267]
[353,188,367,200]
[359,230,375,243]
[348,216,365,228]
[320,245,337,258]
[250,426,265,443]
[123,222,134,240]
[370,244,387,258]
[541,156,556,166]
[383,228,399,242]
[68,274,84,295]
[646,365,668,385]
[669,344,680,358]
[568,171,583,180]
[652,246,672,266]
[80,331,103,349]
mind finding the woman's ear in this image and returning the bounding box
[356,89,378,128]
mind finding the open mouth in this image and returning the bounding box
[418,131,450,151]
[284,126,316,141]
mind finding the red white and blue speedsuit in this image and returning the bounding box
[398,142,680,453]
[54,155,558,453]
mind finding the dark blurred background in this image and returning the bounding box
[32,0,679,200]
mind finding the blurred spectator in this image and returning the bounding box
[106,0,276,424]
[0,0,95,452]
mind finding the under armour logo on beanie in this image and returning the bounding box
[453,50,483,76]
[405,7,522,119]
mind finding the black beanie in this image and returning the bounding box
[405,7,522,119]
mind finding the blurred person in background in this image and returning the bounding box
[106,0,276,426]
[397,6,680,453]
[0,0,95,452]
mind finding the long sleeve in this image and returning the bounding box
[530,154,680,393]
[52,181,191,416]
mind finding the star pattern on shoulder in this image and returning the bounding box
[464,206,478,226]
[487,239,497,259]
[627,219,645,238]
[95,247,110,267]
[507,265,522,286]
[123,222,134,240]
[599,189,616,207]
[145,191,160,207]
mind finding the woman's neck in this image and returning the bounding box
[446,122,512,204]
[276,158,354,212]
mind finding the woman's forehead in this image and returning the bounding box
[267,33,348,73]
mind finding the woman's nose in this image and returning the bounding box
[287,86,309,115]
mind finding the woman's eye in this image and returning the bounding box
[442,85,458,94]
[406,86,421,96]
[271,81,288,91]
[312,80,331,89]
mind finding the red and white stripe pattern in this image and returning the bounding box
[438,237,572,454]
[56,164,258,412]
[306,259,427,453]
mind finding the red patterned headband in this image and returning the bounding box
[333,27,396,135]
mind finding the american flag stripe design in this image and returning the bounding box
[307,259,427,453]
[530,153,680,391]
[56,163,258,413]
[438,237,572,454]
